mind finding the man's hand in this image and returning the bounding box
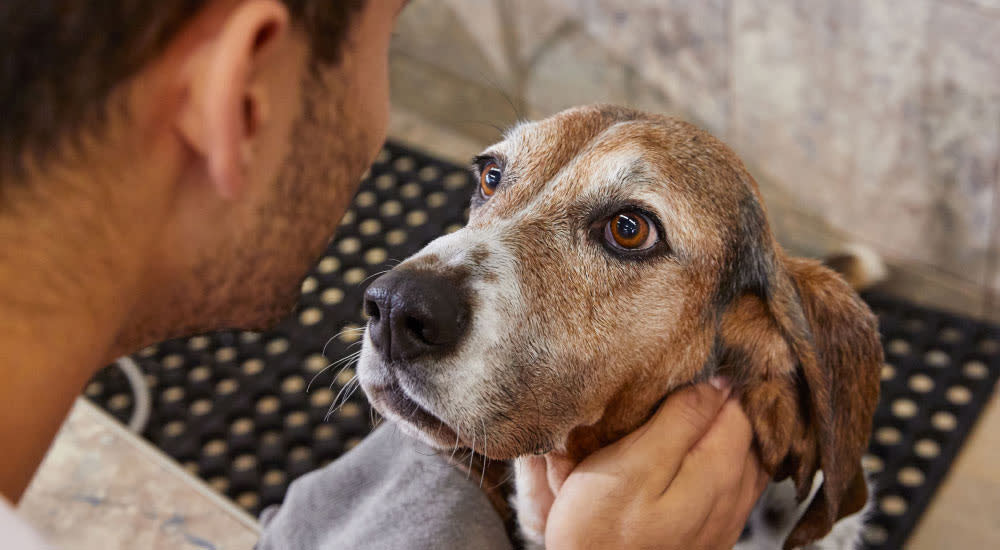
[545,379,769,549]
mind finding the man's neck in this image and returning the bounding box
[0,173,151,502]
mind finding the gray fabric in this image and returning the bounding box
[257,423,514,550]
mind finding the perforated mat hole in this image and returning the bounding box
[891,398,918,419]
[355,191,377,208]
[426,192,447,208]
[887,339,911,356]
[301,277,318,294]
[208,477,229,494]
[314,424,338,441]
[908,373,935,393]
[385,229,407,245]
[963,360,989,380]
[880,495,908,516]
[242,358,265,377]
[162,420,186,438]
[190,398,213,417]
[233,454,258,472]
[881,363,895,381]
[241,331,261,344]
[85,381,103,398]
[898,466,926,487]
[183,462,200,476]
[400,182,421,199]
[365,248,388,265]
[914,438,940,459]
[445,223,463,234]
[359,219,382,236]
[231,418,254,437]
[393,156,416,172]
[418,165,441,181]
[215,346,237,363]
[339,402,362,419]
[163,353,185,370]
[346,437,363,450]
[338,324,363,344]
[340,210,356,226]
[931,411,957,432]
[216,378,239,397]
[162,386,186,404]
[321,288,344,305]
[289,445,314,464]
[875,426,902,446]
[236,492,259,511]
[406,210,428,227]
[285,410,309,428]
[203,439,227,457]
[337,237,362,255]
[978,338,999,354]
[861,454,884,474]
[444,171,469,190]
[263,469,287,487]
[108,393,131,413]
[863,524,889,545]
[380,200,403,217]
[946,385,972,405]
[299,307,323,326]
[188,366,211,384]
[374,149,390,164]
[137,345,158,358]
[266,338,290,356]
[343,268,366,285]
[317,256,341,274]
[375,174,396,191]
[188,335,211,351]
[924,349,950,368]
[336,368,356,387]
[310,388,335,408]
[282,376,306,396]
[304,354,329,374]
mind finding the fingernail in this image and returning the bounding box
[709,375,731,391]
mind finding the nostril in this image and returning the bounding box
[364,298,381,322]
[403,315,431,345]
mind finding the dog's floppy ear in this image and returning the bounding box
[718,252,881,548]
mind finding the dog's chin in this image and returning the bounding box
[359,367,460,450]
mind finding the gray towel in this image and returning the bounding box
[257,423,514,550]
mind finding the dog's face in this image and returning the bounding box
[359,106,735,455]
[358,105,881,547]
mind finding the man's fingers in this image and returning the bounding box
[587,380,731,490]
[666,398,755,499]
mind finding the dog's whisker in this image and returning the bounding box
[307,350,362,393]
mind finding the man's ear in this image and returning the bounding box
[717,254,881,549]
[176,0,289,199]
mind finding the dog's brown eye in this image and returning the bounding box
[480,162,502,197]
[605,212,656,250]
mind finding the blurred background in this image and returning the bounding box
[386,0,1000,323]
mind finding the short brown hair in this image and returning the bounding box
[0,0,365,179]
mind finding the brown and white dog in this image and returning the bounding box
[357,105,883,549]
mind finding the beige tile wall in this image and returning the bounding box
[389,0,1000,321]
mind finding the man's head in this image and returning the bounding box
[0,0,408,352]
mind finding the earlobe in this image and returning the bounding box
[175,0,289,199]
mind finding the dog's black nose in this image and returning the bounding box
[363,269,468,362]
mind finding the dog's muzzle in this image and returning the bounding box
[363,269,469,363]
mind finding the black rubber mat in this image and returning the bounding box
[84,141,999,549]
